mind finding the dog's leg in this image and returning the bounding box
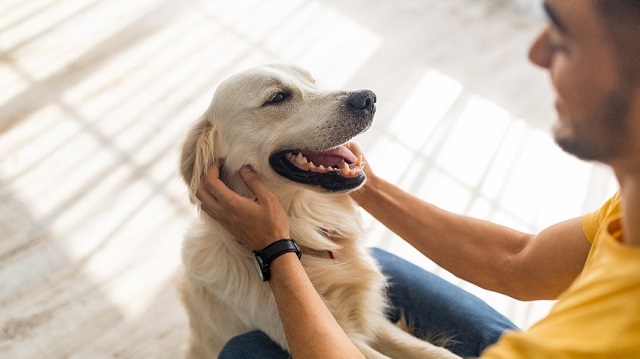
[372,322,461,359]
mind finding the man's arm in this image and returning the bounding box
[197,162,365,359]
[348,144,591,301]
[269,253,366,359]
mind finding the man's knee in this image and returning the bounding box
[219,331,288,359]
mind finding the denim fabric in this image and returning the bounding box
[219,330,290,358]
[373,248,518,357]
[219,248,518,358]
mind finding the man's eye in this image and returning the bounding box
[546,36,569,54]
[266,92,289,105]
[546,28,570,54]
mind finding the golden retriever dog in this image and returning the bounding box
[179,64,458,359]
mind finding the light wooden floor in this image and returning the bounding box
[0,0,617,358]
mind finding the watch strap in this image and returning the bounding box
[253,239,301,281]
[256,239,301,263]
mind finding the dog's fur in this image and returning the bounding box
[179,64,458,359]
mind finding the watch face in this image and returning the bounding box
[253,253,266,281]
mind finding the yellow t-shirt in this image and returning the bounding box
[482,192,640,358]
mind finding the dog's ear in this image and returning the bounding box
[180,118,217,199]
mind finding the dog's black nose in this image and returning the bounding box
[347,90,376,113]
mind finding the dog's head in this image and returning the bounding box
[180,64,375,200]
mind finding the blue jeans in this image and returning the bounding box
[219,248,518,358]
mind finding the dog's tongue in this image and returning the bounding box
[300,146,357,167]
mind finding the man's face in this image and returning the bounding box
[528,0,638,166]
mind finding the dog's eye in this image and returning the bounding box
[266,92,289,105]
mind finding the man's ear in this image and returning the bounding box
[180,118,217,200]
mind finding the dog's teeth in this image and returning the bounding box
[318,165,326,171]
[341,161,350,176]
[286,153,294,161]
[295,153,308,165]
[355,155,363,166]
[308,161,316,169]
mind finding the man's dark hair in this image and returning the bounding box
[593,0,640,83]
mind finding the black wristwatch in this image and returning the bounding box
[252,239,301,281]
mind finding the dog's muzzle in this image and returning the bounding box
[269,90,376,192]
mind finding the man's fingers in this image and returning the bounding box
[202,160,241,205]
[196,182,222,212]
[239,165,276,202]
[200,162,274,212]
[195,186,224,223]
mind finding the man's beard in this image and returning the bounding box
[554,87,632,164]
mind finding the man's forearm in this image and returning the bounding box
[268,253,365,359]
[353,175,531,296]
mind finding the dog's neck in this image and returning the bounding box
[285,190,362,252]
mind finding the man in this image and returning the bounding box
[196,0,640,357]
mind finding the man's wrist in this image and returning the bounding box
[252,239,301,281]
[267,252,304,283]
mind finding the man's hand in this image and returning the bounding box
[195,160,290,251]
[345,142,376,205]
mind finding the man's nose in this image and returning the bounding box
[529,25,552,69]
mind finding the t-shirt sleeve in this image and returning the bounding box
[581,192,620,244]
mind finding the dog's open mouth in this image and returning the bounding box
[269,145,366,192]
[286,147,364,177]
